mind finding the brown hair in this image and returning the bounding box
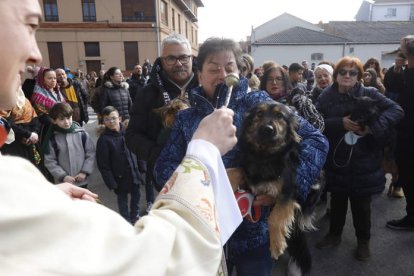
[363,57,384,80]
[259,65,292,92]
[49,102,73,120]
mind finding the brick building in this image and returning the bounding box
[37,0,203,74]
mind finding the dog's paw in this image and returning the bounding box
[269,231,288,259]
[226,168,247,192]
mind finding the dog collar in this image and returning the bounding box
[234,189,262,223]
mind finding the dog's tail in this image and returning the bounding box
[287,215,312,275]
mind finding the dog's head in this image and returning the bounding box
[153,97,190,128]
[350,96,380,128]
[240,102,301,154]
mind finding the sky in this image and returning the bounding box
[198,0,365,42]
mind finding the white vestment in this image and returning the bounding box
[0,140,241,276]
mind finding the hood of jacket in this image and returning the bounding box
[104,81,129,90]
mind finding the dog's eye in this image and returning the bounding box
[275,112,283,119]
[256,111,263,118]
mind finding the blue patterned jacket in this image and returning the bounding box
[154,77,329,257]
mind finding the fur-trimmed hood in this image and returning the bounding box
[104,81,129,90]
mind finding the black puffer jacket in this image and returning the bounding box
[316,82,404,197]
[127,74,146,103]
[125,57,198,185]
[96,124,142,193]
[100,81,132,120]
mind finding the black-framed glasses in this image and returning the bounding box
[103,116,119,123]
[338,69,358,77]
[162,55,192,65]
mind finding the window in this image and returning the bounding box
[385,8,397,17]
[84,42,100,57]
[311,53,323,61]
[160,1,168,25]
[121,0,156,22]
[185,21,188,38]
[47,42,64,69]
[135,11,144,20]
[172,9,176,32]
[178,14,181,33]
[124,42,139,71]
[86,60,102,75]
[43,0,59,22]
[82,0,96,22]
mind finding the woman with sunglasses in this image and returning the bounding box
[315,56,403,261]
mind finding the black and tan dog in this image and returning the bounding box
[153,97,190,129]
[350,95,380,130]
[152,97,190,145]
[237,101,322,275]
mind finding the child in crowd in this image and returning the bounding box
[96,106,143,224]
[43,103,95,188]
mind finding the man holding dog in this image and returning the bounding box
[125,33,198,191]
[0,1,242,274]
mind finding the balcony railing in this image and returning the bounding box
[83,16,96,22]
[45,15,59,22]
[122,15,156,22]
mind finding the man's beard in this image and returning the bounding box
[58,79,69,87]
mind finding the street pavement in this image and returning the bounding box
[84,109,414,276]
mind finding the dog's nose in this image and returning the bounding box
[259,124,275,137]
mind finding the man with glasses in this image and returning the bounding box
[126,34,198,191]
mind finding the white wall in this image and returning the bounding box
[252,13,322,42]
[251,44,343,67]
[371,5,411,21]
[251,43,399,69]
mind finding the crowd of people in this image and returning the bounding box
[0,1,413,274]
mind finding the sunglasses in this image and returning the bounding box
[338,69,358,77]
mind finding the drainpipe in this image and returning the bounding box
[155,0,161,57]
[342,42,347,57]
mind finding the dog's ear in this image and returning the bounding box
[289,117,302,144]
[243,103,261,121]
[152,105,166,117]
